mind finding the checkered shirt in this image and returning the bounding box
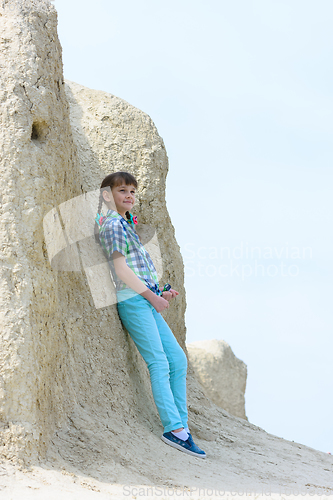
[98,209,160,294]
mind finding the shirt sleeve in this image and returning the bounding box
[100,219,128,259]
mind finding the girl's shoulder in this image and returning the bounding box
[98,211,139,240]
[100,214,138,242]
[100,212,126,231]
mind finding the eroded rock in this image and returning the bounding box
[187,339,248,419]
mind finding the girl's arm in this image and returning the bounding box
[112,251,169,313]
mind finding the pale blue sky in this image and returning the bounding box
[55,0,333,454]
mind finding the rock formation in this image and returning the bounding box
[0,0,186,465]
[187,339,248,420]
[0,0,82,462]
[1,0,333,495]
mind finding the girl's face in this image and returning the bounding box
[111,183,136,216]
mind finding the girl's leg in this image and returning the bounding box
[117,294,183,433]
[151,308,188,429]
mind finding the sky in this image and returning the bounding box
[54,0,333,454]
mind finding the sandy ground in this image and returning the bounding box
[1,401,332,500]
[0,458,332,500]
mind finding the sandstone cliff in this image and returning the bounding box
[0,0,187,465]
[0,0,332,495]
[0,0,82,462]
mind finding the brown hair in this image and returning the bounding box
[94,171,138,243]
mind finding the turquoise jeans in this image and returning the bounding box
[116,289,188,433]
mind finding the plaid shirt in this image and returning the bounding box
[98,209,161,294]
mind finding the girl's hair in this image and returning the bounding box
[94,171,138,243]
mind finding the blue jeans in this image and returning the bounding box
[116,289,188,433]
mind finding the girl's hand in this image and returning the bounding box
[150,294,170,313]
[162,289,179,301]
[162,291,172,301]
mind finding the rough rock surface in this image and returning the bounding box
[0,0,83,462]
[0,0,333,496]
[0,0,187,466]
[187,339,248,420]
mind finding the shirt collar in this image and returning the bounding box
[107,208,124,219]
[106,209,131,225]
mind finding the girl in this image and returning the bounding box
[94,171,206,459]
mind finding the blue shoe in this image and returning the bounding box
[161,432,206,459]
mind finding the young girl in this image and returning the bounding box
[94,171,206,459]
